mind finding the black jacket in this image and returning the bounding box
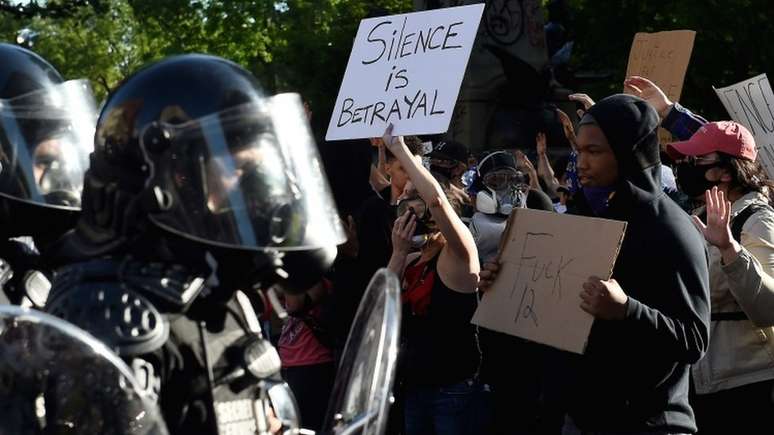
[567,95,710,433]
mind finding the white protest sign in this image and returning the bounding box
[472,209,627,354]
[713,74,774,178]
[325,4,485,141]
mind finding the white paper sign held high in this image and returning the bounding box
[714,74,774,178]
[326,4,484,141]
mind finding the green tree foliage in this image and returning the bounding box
[4,1,770,125]
[566,0,774,120]
[0,0,412,133]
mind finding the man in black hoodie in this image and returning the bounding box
[482,94,710,434]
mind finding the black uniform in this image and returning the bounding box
[42,54,341,434]
[0,43,94,306]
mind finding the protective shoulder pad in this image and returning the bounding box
[46,279,169,357]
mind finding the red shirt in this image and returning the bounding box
[278,280,335,368]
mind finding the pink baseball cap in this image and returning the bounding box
[667,121,757,161]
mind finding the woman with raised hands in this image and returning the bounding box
[383,124,489,435]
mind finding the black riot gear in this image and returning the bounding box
[0,44,96,306]
[74,54,342,289]
[0,43,95,231]
[44,54,344,435]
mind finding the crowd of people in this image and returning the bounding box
[302,74,774,435]
[1,29,774,435]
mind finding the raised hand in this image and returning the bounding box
[382,123,407,155]
[536,132,548,156]
[692,186,741,264]
[391,210,417,257]
[556,108,577,149]
[569,93,595,117]
[624,75,673,119]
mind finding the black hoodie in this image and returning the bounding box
[567,95,710,433]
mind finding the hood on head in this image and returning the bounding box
[585,94,662,193]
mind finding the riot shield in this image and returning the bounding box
[0,305,168,435]
[322,268,401,435]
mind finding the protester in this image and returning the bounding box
[5,11,770,434]
[626,75,774,435]
[370,137,391,192]
[555,184,572,213]
[426,139,471,188]
[379,136,425,203]
[481,94,710,434]
[279,208,364,432]
[355,136,424,298]
[279,279,336,432]
[467,149,557,435]
[536,131,563,199]
[426,139,477,224]
[673,139,774,434]
[470,150,554,262]
[383,124,489,435]
[566,87,686,205]
[556,107,582,196]
[513,149,544,193]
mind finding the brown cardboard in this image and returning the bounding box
[624,30,696,144]
[472,208,627,354]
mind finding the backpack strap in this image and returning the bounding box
[731,203,773,242]
[711,202,773,322]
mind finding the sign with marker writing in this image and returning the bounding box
[714,74,774,178]
[325,4,485,141]
[472,209,627,354]
[625,30,695,144]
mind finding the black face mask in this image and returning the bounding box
[676,162,720,198]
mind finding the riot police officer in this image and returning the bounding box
[0,43,97,306]
[43,54,344,434]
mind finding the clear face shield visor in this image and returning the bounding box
[0,79,97,209]
[141,93,345,251]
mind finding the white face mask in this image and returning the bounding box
[475,187,527,215]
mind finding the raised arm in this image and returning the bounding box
[693,187,774,327]
[382,125,478,267]
[624,75,708,141]
[536,132,561,198]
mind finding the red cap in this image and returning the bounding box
[667,121,757,161]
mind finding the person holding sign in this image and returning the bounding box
[481,94,710,434]
[383,125,489,435]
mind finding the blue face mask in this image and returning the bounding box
[582,186,616,216]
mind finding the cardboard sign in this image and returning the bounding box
[472,209,627,354]
[326,4,484,141]
[625,30,696,144]
[714,74,774,178]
